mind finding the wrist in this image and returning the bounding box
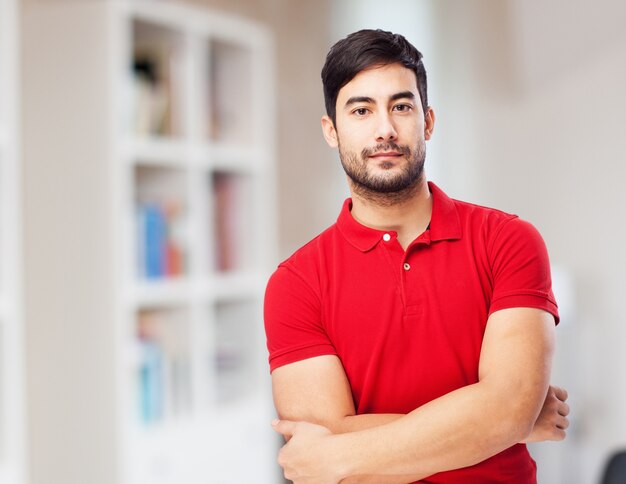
[328,432,359,479]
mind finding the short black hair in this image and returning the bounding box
[321,29,428,125]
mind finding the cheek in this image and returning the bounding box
[342,125,373,149]
[400,118,423,137]
[336,133,360,153]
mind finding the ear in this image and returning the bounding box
[321,115,339,148]
[424,107,435,140]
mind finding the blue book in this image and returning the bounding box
[144,203,166,278]
[139,339,164,423]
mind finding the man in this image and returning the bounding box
[264,29,569,483]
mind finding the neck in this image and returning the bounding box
[349,176,432,250]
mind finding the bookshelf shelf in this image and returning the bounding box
[23,1,277,483]
[211,272,264,298]
[131,280,193,308]
[207,143,263,173]
[124,138,190,167]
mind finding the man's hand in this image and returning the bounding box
[524,385,570,443]
[273,419,344,484]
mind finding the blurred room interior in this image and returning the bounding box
[0,0,624,483]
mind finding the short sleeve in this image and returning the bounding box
[488,217,559,323]
[264,264,336,372]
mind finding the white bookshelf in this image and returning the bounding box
[23,2,277,483]
[0,0,26,482]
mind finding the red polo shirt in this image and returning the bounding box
[264,182,558,483]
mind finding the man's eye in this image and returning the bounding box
[394,104,412,112]
[353,108,369,116]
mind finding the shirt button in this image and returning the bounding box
[403,263,411,271]
[382,233,391,242]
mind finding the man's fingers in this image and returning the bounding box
[272,418,297,438]
[557,415,570,430]
[551,385,568,402]
[558,401,570,417]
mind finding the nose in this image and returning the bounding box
[375,112,398,142]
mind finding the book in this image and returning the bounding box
[212,172,252,272]
[143,202,166,279]
[137,200,185,279]
[137,309,192,424]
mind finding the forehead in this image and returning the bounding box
[337,62,419,103]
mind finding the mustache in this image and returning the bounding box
[361,142,411,158]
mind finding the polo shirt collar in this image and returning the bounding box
[336,181,462,252]
[428,181,462,242]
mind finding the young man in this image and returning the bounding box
[264,29,569,483]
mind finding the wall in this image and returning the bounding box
[20,5,117,484]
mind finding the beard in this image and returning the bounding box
[338,138,426,205]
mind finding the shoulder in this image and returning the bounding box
[450,197,545,244]
[452,200,553,288]
[267,222,340,294]
[452,197,518,228]
[281,222,337,268]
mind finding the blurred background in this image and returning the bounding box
[0,0,624,483]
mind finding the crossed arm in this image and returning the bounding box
[271,307,570,483]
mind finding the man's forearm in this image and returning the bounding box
[341,474,420,484]
[326,414,419,483]
[330,413,401,433]
[335,417,422,484]
[328,391,556,483]
[327,381,540,479]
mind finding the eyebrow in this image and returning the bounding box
[344,96,375,107]
[344,91,416,108]
[390,91,416,102]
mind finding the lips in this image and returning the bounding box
[369,152,403,158]
[369,151,404,160]
[361,143,410,159]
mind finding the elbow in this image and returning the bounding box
[324,414,355,434]
[486,415,531,450]
[486,392,542,448]
[483,417,533,454]
[498,399,541,446]
[507,416,535,444]
[285,413,352,434]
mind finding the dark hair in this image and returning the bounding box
[321,29,428,125]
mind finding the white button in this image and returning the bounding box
[403,263,411,271]
[382,233,391,242]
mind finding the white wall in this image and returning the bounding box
[21,5,117,484]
